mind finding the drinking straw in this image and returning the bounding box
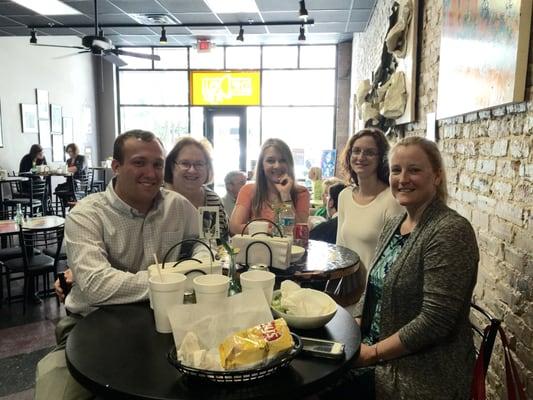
[153,253,163,282]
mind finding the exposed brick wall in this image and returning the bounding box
[351,0,532,398]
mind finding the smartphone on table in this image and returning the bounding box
[300,337,345,359]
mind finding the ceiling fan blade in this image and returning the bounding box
[102,53,128,67]
[53,50,90,60]
[112,49,161,61]
[32,43,86,50]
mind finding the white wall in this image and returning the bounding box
[0,36,99,173]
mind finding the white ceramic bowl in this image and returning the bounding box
[290,245,305,263]
[270,289,337,329]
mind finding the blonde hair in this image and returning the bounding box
[308,166,322,181]
[390,136,448,204]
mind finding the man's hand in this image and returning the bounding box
[55,268,73,303]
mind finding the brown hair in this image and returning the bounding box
[164,136,214,185]
[340,127,390,186]
[390,136,448,203]
[253,138,297,217]
[65,143,79,155]
[113,129,160,163]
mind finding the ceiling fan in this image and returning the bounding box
[30,0,160,67]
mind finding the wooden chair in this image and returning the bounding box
[3,224,65,313]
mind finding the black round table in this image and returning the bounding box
[271,239,360,283]
[66,302,361,400]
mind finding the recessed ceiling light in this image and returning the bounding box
[204,0,259,14]
[11,0,81,15]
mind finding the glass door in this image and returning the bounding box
[204,107,247,196]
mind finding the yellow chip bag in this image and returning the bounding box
[219,318,294,370]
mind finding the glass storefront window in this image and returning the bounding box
[300,45,336,68]
[226,46,261,69]
[154,47,188,69]
[118,48,154,69]
[262,70,335,106]
[190,47,224,69]
[189,107,205,139]
[120,106,189,151]
[262,106,334,179]
[262,46,298,68]
[119,71,189,105]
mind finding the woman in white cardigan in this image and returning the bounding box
[330,128,403,304]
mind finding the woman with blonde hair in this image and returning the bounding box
[230,138,309,235]
[346,136,477,399]
[164,136,228,242]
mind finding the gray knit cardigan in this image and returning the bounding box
[356,198,479,400]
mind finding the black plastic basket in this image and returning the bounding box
[167,333,302,383]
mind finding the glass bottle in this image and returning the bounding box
[15,204,23,225]
[227,251,241,296]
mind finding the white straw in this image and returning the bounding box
[153,253,163,282]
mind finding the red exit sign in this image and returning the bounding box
[197,39,211,52]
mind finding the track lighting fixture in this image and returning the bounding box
[236,25,244,41]
[298,25,306,41]
[299,0,308,19]
[30,29,37,44]
[159,26,167,43]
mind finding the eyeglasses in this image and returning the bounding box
[175,160,207,171]
[350,148,379,158]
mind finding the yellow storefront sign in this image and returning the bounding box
[190,71,261,106]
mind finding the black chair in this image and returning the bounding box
[3,224,65,313]
[4,178,47,218]
[470,302,501,375]
[55,170,91,216]
[90,167,105,192]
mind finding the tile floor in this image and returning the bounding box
[0,281,66,400]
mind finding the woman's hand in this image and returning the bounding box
[353,344,376,367]
[274,174,293,202]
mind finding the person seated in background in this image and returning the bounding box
[35,130,209,400]
[164,136,229,242]
[309,183,346,244]
[18,144,47,193]
[222,170,247,217]
[313,177,344,218]
[54,143,88,202]
[324,137,479,399]
[308,166,324,205]
[229,138,310,235]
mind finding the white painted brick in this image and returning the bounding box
[476,159,496,175]
[491,139,509,156]
[492,181,513,199]
[510,139,530,158]
[497,160,518,179]
[495,202,525,226]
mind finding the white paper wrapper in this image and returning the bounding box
[279,281,336,317]
[167,289,274,369]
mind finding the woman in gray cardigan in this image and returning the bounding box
[352,136,479,399]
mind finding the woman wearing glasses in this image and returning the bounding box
[229,138,310,235]
[164,136,228,242]
[332,128,403,303]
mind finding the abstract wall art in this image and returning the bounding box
[437,0,532,119]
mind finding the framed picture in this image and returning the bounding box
[20,104,39,133]
[50,104,62,134]
[38,119,52,148]
[0,99,3,148]
[52,134,65,162]
[437,0,532,118]
[63,117,73,144]
[198,206,220,240]
[36,89,49,119]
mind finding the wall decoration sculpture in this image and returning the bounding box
[437,0,532,119]
[354,0,418,132]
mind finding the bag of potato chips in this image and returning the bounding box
[219,318,294,370]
